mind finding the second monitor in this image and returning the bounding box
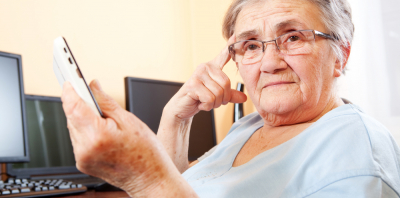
[125,77,216,161]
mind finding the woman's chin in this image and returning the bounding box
[258,94,303,116]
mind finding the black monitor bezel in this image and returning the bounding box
[7,95,81,178]
[0,51,29,163]
[125,77,184,113]
[124,77,217,160]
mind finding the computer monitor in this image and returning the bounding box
[7,95,79,178]
[0,51,29,163]
[125,77,217,161]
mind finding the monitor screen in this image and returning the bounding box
[0,51,29,163]
[8,95,78,177]
[125,77,216,161]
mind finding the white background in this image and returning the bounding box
[338,0,400,145]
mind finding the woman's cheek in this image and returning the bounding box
[239,66,259,92]
[239,62,260,79]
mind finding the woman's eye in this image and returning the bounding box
[287,36,300,42]
[246,44,260,51]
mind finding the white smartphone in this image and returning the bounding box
[53,36,103,117]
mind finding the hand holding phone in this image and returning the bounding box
[53,36,103,117]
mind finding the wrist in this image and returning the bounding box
[124,156,197,197]
[160,105,193,133]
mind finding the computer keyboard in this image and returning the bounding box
[0,178,86,197]
[66,176,105,189]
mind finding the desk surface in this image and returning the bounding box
[60,189,129,198]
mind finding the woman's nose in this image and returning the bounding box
[259,43,287,73]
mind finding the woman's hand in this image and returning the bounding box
[62,80,197,197]
[164,35,247,121]
[157,35,247,173]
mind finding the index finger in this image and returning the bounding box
[209,34,236,69]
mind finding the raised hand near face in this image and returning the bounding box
[163,35,247,121]
[157,35,247,173]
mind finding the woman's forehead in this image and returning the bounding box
[235,0,324,39]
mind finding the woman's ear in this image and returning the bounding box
[334,43,351,77]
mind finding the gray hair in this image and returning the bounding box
[222,0,354,68]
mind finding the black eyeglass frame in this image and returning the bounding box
[228,29,335,61]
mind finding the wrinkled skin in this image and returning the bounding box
[61,0,350,196]
[235,0,346,127]
[61,35,244,197]
[230,0,349,166]
[157,35,247,172]
[62,81,197,197]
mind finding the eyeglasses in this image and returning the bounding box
[228,30,334,65]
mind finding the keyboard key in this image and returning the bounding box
[20,187,31,193]
[1,189,11,195]
[42,186,49,191]
[11,188,20,194]
[35,186,41,191]
[7,178,14,184]
[58,184,70,189]
[22,179,28,183]
[50,180,57,186]
[49,186,55,190]
[55,179,63,187]
[77,184,83,188]
[15,179,22,184]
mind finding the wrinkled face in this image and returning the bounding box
[235,0,341,125]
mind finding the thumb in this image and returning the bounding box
[62,81,98,132]
[229,89,247,103]
[89,80,126,121]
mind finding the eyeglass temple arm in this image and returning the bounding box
[314,30,337,40]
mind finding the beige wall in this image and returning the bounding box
[0,0,255,143]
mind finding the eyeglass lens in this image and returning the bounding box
[230,30,316,65]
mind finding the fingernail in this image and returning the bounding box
[61,82,73,103]
[94,79,103,91]
[229,33,236,43]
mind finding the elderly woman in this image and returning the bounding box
[61,0,400,197]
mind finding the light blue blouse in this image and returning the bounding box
[183,104,400,197]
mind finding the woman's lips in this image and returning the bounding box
[263,81,294,88]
